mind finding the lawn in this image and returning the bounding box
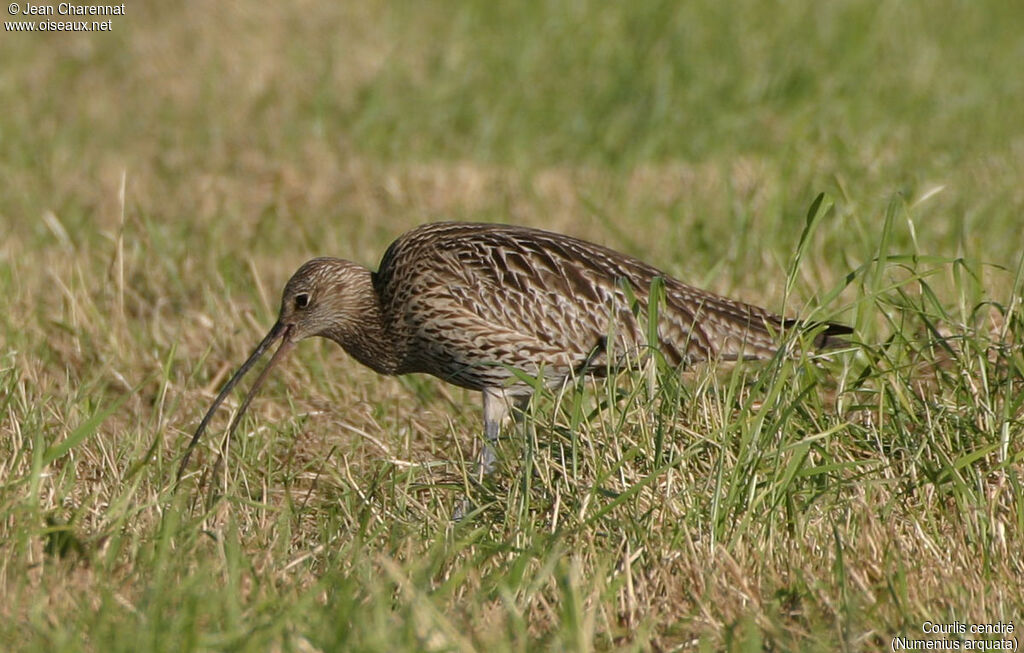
[1,0,1022,650]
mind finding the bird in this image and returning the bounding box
[177,221,851,482]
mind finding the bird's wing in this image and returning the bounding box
[435,224,790,363]
[378,222,795,371]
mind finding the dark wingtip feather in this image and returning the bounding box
[782,319,854,350]
[811,322,855,350]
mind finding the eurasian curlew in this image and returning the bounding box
[178,222,851,482]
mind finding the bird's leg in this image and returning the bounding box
[479,389,533,474]
[453,389,532,521]
[452,388,508,521]
[480,387,512,477]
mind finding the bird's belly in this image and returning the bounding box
[399,338,582,392]
[398,330,662,393]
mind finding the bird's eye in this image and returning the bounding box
[294,293,310,310]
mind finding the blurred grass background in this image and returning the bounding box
[1,0,1022,650]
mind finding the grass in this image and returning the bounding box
[1,0,1023,650]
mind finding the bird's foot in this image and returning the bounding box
[452,496,476,522]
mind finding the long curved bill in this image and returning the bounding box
[176,321,296,483]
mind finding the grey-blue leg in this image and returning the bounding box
[453,388,531,520]
[480,387,508,476]
[480,388,532,475]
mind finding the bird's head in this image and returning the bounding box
[278,257,372,342]
[177,257,371,482]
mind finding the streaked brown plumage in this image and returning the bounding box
[179,222,851,480]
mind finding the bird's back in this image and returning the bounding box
[372,222,833,392]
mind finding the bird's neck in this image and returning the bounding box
[324,278,403,376]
